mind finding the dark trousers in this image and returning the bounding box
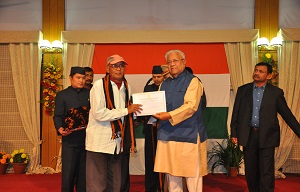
[62,145,86,192]
[243,130,275,192]
[121,152,130,192]
[86,151,122,192]
[144,124,160,192]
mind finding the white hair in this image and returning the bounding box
[165,50,185,61]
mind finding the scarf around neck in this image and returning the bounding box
[102,74,135,152]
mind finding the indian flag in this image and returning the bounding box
[92,43,230,174]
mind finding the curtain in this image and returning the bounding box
[275,37,300,178]
[9,43,54,173]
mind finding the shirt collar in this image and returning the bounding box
[253,83,267,89]
[69,86,83,92]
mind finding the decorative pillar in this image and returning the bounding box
[41,0,65,168]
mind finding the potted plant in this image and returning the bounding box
[0,151,10,174]
[10,149,29,174]
[208,135,243,177]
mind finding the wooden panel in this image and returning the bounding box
[269,0,279,38]
[254,0,260,31]
[42,0,65,41]
[49,0,58,41]
[42,0,50,40]
[255,0,279,40]
[57,0,65,35]
[41,0,65,169]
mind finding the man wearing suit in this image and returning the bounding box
[231,62,300,192]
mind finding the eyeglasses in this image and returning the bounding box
[166,59,184,65]
[109,63,126,69]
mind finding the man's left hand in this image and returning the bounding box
[130,146,137,153]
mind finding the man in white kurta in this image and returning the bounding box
[85,54,142,192]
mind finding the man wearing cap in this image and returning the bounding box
[53,66,90,192]
[85,54,142,192]
[142,66,165,192]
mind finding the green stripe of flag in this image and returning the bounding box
[134,122,145,138]
[203,107,228,139]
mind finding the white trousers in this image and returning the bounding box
[167,149,203,192]
[167,174,203,192]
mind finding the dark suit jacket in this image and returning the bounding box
[230,82,300,148]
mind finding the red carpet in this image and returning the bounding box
[0,173,300,191]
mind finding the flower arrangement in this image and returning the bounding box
[41,57,63,115]
[10,149,29,164]
[261,52,279,86]
[262,53,273,63]
[0,151,10,164]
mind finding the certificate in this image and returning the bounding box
[132,91,166,116]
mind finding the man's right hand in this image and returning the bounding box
[128,104,143,115]
[58,127,72,136]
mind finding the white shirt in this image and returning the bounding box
[85,78,131,154]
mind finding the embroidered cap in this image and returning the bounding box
[106,54,128,66]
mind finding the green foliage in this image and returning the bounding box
[208,136,243,176]
[10,149,29,164]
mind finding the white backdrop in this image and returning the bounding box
[65,0,254,30]
[0,0,42,30]
[1,0,300,31]
[279,0,300,28]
